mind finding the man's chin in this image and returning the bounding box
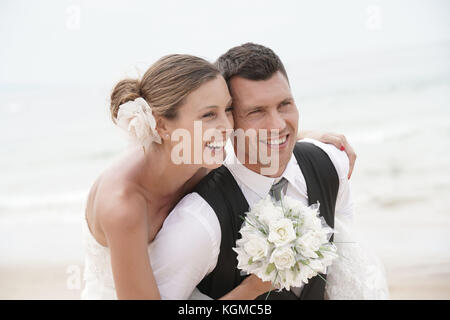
[259,144,295,176]
[257,154,291,176]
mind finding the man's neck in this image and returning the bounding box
[241,162,287,178]
[231,144,288,177]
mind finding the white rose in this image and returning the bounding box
[269,246,296,270]
[308,259,327,275]
[256,263,277,283]
[301,210,322,232]
[282,268,299,290]
[296,230,327,258]
[282,196,303,214]
[238,224,254,236]
[268,218,296,247]
[296,264,314,284]
[252,195,274,213]
[243,235,270,261]
[116,97,161,146]
[253,197,284,226]
[258,207,284,226]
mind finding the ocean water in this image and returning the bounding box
[1,2,450,298]
[1,42,449,271]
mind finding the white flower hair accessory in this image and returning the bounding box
[116,97,162,146]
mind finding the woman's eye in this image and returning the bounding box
[226,107,233,113]
[202,112,215,118]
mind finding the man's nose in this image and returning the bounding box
[266,109,286,132]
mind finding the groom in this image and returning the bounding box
[150,43,354,300]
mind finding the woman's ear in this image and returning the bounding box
[155,116,171,141]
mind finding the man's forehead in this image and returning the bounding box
[229,72,291,108]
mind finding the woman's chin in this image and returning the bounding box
[202,146,226,169]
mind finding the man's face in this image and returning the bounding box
[230,71,299,177]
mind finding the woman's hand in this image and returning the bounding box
[297,130,357,179]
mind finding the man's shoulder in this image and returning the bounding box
[163,192,221,238]
[168,192,215,221]
[193,165,233,192]
[297,138,349,180]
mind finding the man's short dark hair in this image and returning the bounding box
[215,42,289,86]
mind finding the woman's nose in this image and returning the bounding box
[218,111,233,131]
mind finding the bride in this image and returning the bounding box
[81,54,360,300]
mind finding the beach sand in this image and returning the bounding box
[1,23,449,300]
[0,265,82,300]
[387,264,450,300]
[1,263,450,300]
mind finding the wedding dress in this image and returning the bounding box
[324,215,390,299]
[80,213,390,299]
[80,215,117,299]
[80,215,206,300]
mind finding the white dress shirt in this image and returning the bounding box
[149,138,354,299]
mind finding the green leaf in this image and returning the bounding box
[316,251,324,259]
[300,259,310,266]
[248,257,254,265]
[266,263,276,275]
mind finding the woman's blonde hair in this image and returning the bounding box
[110,54,220,122]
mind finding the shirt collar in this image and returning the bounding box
[224,141,299,198]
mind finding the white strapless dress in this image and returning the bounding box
[80,215,207,300]
[80,215,118,299]
[80,214,389,300]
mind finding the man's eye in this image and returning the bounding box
[278,102,291,111]
[248,109,261,115]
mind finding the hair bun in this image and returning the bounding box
[110,79,141,123]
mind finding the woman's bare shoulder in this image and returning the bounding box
[88,163,149,237]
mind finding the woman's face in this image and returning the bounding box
[164,75,234,169]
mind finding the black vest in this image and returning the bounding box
[194,142,339,300]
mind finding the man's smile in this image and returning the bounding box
[259,133,290,149]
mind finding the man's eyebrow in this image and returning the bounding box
[245,97,293,111]
[278,97,293,106]
[246,105,267,112]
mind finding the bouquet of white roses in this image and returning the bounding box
[233,195,338,292]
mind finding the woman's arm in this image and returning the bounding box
[99,190,161,300]
[298,130,357,179]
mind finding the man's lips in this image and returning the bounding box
[259,134,289,148]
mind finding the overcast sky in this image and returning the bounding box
[1,0,449,87]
